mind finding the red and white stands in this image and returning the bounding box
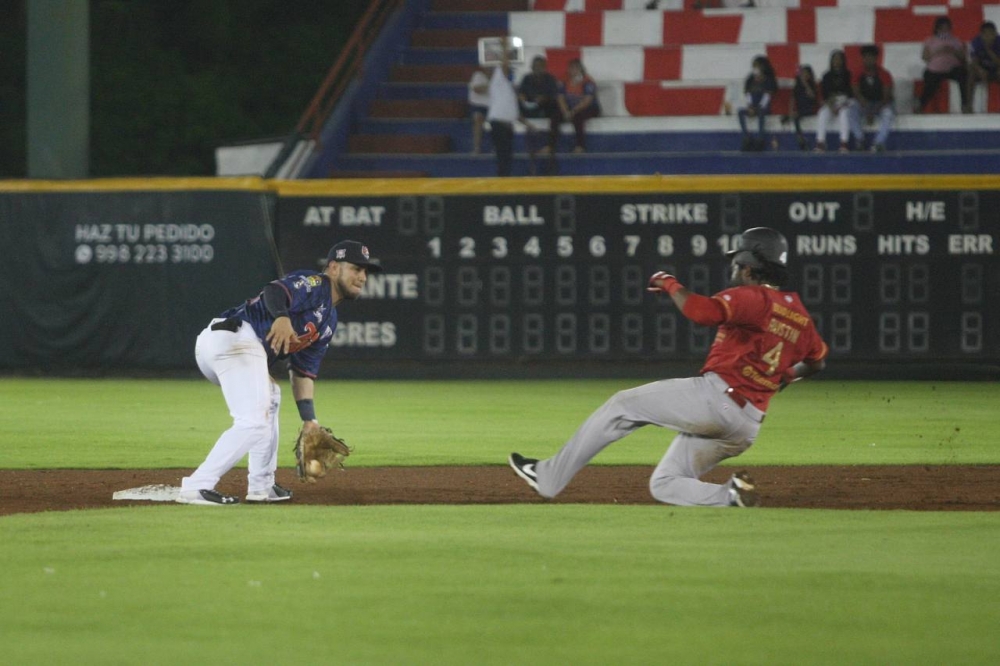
[511,2,1000,117]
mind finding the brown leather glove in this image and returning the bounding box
[294,426,351,483]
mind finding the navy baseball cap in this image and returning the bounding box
[326,240,382,273]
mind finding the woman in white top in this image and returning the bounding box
[467,67,490,154]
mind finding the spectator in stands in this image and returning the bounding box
[967,21,1000,112]
[784,65,818,151]
[851,44,895,152]
[558,59,601,153]
[737,55,777,151]
[815,50,855,153]
[468,66,490,154]
[918,17,970,113]
[518,56,561,155]
[487,43,533,176]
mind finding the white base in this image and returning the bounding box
[112,484,181,502]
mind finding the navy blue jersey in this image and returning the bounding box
[220,270,338,378]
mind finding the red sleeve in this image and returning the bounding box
[711,287,770,326]
[881,68,893,88]
[680,292,727,326]
[804,328,830,363]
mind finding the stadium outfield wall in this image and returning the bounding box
[1,175,997,379]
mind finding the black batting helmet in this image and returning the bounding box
[726,227,789,268]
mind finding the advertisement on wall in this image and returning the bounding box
[0,186,279,369]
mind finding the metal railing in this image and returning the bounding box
[265,0,404,178]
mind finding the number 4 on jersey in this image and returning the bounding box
[762,341,784,375]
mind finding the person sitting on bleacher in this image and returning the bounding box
[557,59,600,154]
[737,55,778,152]
[815,50,855,153]
[518,56,561,156]
[850,45,895,152]
[785,65,818,151]
[967,21,1000,112]
[918,17,970,114]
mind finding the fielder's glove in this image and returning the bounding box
[294,426,352,483]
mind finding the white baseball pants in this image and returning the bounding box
[182,319,281,495]
[534,373,764,506]
[816,104,852,145]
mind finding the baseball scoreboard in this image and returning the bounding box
[275,177,999,368]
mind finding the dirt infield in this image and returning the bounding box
[1,465,998,515]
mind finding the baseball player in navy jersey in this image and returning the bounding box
[177,240,382,506]
[509,227,828,507]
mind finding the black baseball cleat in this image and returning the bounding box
[728,471,760,508]
[245,484,293,503]
[175,488,240,506]
[508,453,541,492]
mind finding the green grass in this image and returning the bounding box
[3,377,998,664]
[0,378,997,468]
[1,506,998,665]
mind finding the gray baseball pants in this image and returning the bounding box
[534,372,765,506]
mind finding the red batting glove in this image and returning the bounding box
[647,271,684,296]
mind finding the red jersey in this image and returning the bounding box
[700,286,828,411]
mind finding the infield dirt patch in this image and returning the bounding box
[1,465,998,515]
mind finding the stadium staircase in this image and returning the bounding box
[299,0,1000,179]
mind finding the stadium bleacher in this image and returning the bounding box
[304,0,1000,178]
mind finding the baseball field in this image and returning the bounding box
[1,377,998,664]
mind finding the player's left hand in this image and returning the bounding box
[646,271,678,293]
[266,317,299,355]
[778,368,800,391]
[294,425,352,483]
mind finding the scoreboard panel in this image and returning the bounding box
[276,180,999,367]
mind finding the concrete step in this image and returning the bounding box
[401,48,479,66]
[327,169,430,179]
[431,0,528,11]
[347,134,452,154]
[369,99,467,119]
[333,150,1000,178]
[379,82,467,101]
[421,12,509,30]
[411,29,507,49]
[391,64,479,83]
